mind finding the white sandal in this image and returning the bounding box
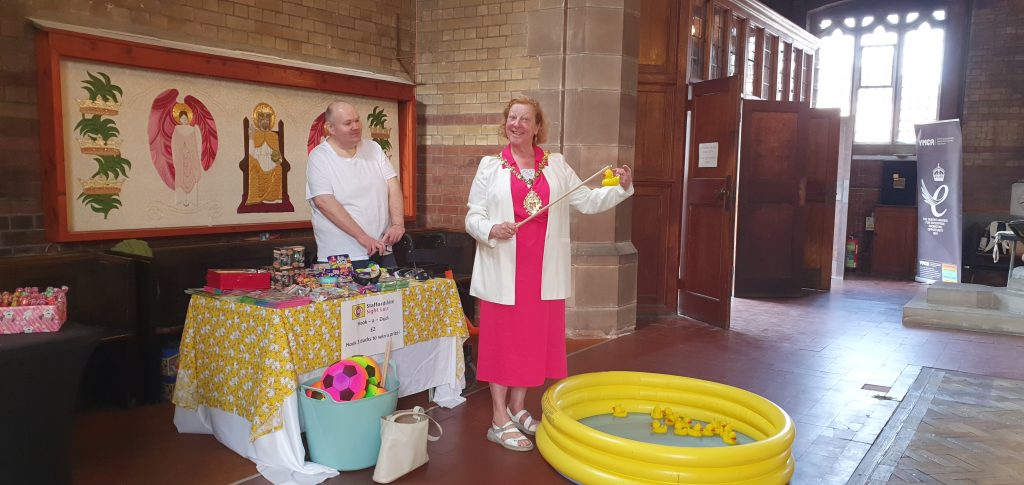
[486,421,534,451]
[507,407,539,436]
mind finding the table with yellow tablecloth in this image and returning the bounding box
[172,278,469,485]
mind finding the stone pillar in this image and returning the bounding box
[527,1,640,337]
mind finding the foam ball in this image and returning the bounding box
[322,359,369,402]
[364,384,387,398]
[350,355,382,386]
[305,381,327,400]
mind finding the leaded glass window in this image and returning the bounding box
[744,25,758,95]
[812,6,947,145]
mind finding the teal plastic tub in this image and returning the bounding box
[299,362,400,471]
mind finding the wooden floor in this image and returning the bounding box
[893,371,1024,484]
[69,278,1024,485]
[851,367,1024,485]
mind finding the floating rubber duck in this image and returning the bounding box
[673,420,689,436]
[611,404,628,418]
[651,419,668,434]
[687,423,703,437]
[702,423,718,436]
[721,430,738,445]
[650,405,664,420]
[663,407,674,417]
[601,168,620,187]
[664,414,676,426]
[720,423,733,436]
[680,415,693,426]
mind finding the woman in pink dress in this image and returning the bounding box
[465,97,634,451]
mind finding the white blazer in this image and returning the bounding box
[465,153,634,305]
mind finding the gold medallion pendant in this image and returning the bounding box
[497,148,550,217]
[523,189,543,215]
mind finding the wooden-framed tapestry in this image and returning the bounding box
[35,26,416,242]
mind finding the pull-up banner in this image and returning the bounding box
[915,120,963,283]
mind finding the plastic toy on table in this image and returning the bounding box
[352,263,382,286]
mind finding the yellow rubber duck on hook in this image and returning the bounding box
[601,168,620,187]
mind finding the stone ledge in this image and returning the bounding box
[566,303,636,338]
[571,241,638,266]
[925,282,997,309]
[903,292,1024,336]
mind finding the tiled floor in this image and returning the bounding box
[71,277,1024,484]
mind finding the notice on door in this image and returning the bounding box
[698,142,719,168]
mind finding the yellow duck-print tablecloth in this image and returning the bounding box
[173,279,468,441]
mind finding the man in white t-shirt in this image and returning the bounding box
[306,101,405,266]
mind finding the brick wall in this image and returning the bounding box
[415,0,540,228]
[847,159,882,237]
[961,0,1024,214]
[0,0,413,255]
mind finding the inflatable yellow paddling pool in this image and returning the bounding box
[536,371,794,484]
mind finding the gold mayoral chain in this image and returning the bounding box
[499,151,550,216]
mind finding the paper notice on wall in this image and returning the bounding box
[340,292,405,357]
[698,142,719,168]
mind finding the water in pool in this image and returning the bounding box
[578,413,756,447]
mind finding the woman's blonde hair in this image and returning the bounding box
[499,96,547,144]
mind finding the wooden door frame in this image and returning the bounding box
[635,0,692,315]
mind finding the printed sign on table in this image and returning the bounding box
[340,292,404,357]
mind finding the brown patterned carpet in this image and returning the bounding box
[850,367,1024,484]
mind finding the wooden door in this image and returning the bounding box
[801,108,841,290]
[872,206,918,278]
[734,100,805,298]
[679,76,741,328]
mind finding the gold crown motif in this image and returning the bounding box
[77,99,122,116]
[932,163,946,182]
[79,176,125,195]
[370,127,391,140]
[77,137,122,156]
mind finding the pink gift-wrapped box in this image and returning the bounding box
[0,301,68,334]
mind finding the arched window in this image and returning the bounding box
[811,5,947,146]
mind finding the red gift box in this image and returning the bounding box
[206,269,271,291]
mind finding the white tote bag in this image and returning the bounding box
[372,406,443,483]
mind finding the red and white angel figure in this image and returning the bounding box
[148,89,218,209]
[307,112,328,154]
